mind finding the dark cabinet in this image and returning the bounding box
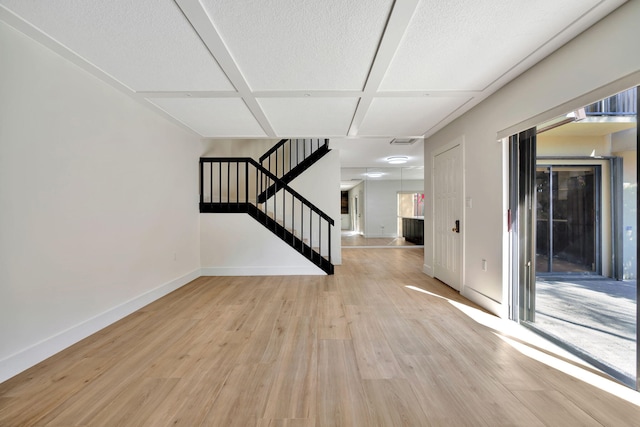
[402,217,424,245]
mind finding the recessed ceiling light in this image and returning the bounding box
[366,172,383,178]
[386,156,409,164]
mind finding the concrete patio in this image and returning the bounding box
[534,276,637,387]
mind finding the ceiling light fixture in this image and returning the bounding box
[366,172,383,178]
[386,156,409,164]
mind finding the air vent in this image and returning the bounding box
[390,138,419,145]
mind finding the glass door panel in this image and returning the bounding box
[536,167,551,273]
[536,165,598,274]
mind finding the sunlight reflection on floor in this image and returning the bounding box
[404,285,640,405]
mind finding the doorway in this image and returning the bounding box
[340,166,424,247]
[510,87,638,388]
[397,192,424,245]
[434,143,463,291]
[535,165,600,274]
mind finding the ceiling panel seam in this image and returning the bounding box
[0,5,209,137]
[478,0,615,94]
[1,0,627,140]
[348,0,421,137]
[174,0,276,137]
[422,97,476,137]
[0,5,136,93]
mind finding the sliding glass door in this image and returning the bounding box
[535,165,599,274]
[510,86,638,389]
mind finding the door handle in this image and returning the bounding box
[452,220,460,233]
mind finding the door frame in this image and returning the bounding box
[509,128,537,322]
[508,86,638,389]
[535,161,609,276]
[432,136,465,291]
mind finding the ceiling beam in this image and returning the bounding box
[348,0,421,136]
[174,0,277,137]
[136,91,241,98]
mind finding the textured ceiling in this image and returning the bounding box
[378,0,601,91]
[335,137,424,187]
[201,0,394,91]
[0,0,627,142]
[333,138,425,168]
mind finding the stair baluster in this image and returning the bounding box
[199,157,334,275]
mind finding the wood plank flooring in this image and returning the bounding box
[1,248,639,426]
[341,232,418,247]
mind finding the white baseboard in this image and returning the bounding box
[423,263,433,276]
[0,269,200,384]
[461,286,503,317]
[201,266,325,276]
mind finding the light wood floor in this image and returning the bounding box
[1,248,639,426]
[341,231,419,247]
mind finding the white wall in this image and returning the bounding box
[341,214,351,230]
[201,139,278,159]
[200,214,324,275]
[364,179,424,238]
[0,21,201,382]
[537,135,610,156]
[424,0,640,316]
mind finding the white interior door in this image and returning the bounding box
[434,144,463,290]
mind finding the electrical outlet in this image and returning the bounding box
[482,259,487,271]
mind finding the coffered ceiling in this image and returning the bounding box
[0,0,626,140]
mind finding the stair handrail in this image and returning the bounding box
[259,139,289,163]
[200,157,334,225]
[258,138,329,180]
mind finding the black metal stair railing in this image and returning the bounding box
[199,157,334,274]
[258,139,329,202]
[259,138,329,178]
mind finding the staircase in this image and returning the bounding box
[258,139,329,202]
[199,139,334,274]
